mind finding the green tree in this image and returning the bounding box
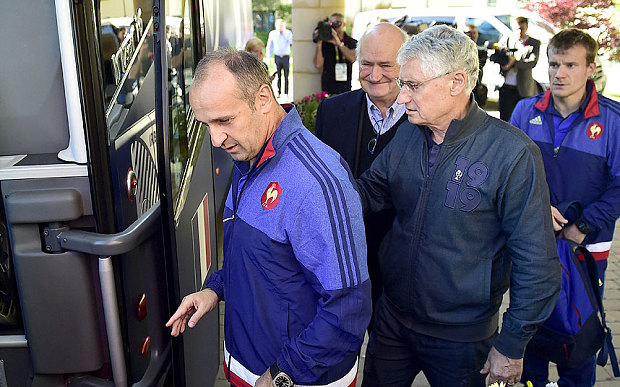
[252,0,291,26]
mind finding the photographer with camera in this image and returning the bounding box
[495,16,540,121]
[313,13,357,95]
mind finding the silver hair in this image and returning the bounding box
[192,48,273,110]
[356,22,409,61]
[397,25,479,94]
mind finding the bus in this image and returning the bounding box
[0,0,251,385]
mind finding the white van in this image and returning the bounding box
[351,7,557,93]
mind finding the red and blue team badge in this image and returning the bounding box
[261,182,282,210]
[587,122,603,140]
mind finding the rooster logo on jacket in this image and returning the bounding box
[261,182,282,210]
[587,122,603,140]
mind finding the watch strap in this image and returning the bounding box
[269,363,280,379]
[577,217,592,235]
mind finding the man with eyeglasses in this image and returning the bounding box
[357,25,560,387]
[315,22,409,332]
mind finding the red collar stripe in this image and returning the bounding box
[584,80,600,118]
[534,80,600,119]
[256,137,276,167]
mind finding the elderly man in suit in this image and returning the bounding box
[315,22,409,331]
[499,16,541,121]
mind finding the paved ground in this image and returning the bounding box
[212,96,620,386]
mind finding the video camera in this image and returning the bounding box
[312,18,342,43]
[489,44,517,67]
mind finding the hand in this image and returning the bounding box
[165,288,219,336]
[550,205,568,232]
[501,56,516,72]
[480,346,523,386]
[328,28,341,47]
[562,223,587,245]
[255,369,273,387]
[313,29,320,43]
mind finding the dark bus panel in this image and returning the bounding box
[0,0,251,385]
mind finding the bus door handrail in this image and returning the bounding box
[57,202,161,387]
[57,201,161,256]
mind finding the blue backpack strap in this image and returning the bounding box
[557,201,619,375]
[575,244,620,376]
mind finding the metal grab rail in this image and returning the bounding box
[57,202,161,255]
[57,202,161,387]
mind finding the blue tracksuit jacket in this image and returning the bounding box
[204,108,371,386]
[510,81,620,261]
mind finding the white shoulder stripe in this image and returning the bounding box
[585,241,612,253]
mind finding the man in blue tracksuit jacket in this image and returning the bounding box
[357,25,560,387]
[167,50,370,387]
[510,28,620,387]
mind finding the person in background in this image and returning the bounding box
[510,28,620,387]
[245,37,276,81]
[315,22,408,332]
[266,19,293,97]
[313,13,357,95]
[356,25,560,387]
[498,16,540,121]
[166,49,370,387]
[465,23,488,107]
[116,26,127,43]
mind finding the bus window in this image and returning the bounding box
[101,2,152,110]
[167,0,206,220]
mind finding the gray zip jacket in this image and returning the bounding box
[356,100,560,359]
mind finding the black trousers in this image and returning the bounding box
[498,84,523,122]
[274,55,290,95]
[362,295,495,387]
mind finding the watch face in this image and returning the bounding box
[274,374,293,387]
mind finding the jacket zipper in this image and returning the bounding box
[407,139,435,286]
[549,113,583,158]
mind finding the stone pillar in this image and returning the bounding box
[291,0,347,101]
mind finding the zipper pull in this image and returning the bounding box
[553,146,560,158]
[223,215,235,223]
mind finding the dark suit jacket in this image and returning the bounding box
[315,89,366,175]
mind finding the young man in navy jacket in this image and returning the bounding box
[510,28,620,387]
[167,49,370,387]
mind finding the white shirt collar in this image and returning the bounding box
[365,94,406,135]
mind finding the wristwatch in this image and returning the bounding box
[576,217,592,235]
[270,363,293,387]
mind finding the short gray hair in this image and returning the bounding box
[192,48,273,110]
[397,25,479,94]
[356,22,409,61]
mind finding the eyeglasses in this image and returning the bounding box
[395,71,452,93]
[368,119,385,155]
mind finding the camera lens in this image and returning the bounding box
[331,21,342,28]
